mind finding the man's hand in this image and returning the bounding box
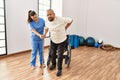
[65,20,73,30]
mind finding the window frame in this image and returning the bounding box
[38,0,52,38]
[0,0,7,56]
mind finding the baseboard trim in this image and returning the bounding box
[0,46,50,59]
[0,50,31,59]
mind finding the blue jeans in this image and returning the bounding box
[30,40,44,66]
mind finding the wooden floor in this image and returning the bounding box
[0,46,120,80]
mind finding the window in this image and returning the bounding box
[51,0,62,17]
[0,0,7,55]
[38,0,51,37]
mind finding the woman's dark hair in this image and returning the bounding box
[27,10,37,23]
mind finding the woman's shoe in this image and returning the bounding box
[30,66,36,70]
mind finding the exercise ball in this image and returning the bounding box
[86,37,95,46]
[79,36,85,46]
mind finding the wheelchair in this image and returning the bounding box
[47,35,71,68]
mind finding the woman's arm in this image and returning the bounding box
[31,29,44,39]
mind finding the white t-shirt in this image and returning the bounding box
[45,16,72,44]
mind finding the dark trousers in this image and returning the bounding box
[49,39,67,70]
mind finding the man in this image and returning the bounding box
[45,9,73,76]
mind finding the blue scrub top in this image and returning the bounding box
[29,18,45,41]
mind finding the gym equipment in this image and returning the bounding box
[97,39,103,44]
[94,42,99,48]
[69,35,80,48]
[79,36,85,46]
[86,37,95,46]
[69,35,74,48]
[74,35,80,48]
[101,44,115,51]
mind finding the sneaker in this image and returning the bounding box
[49,65,56,70]
[30,66,36,70]
[40,64,46,68]
[56,70,62,76]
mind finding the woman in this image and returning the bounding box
[27,10,46,69]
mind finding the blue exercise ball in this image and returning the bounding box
[79,36,85,46]
[86,37,95,46]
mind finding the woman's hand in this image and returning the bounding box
[39,34,46,39]
[39,35,44,39]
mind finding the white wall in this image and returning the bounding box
[51,0,62,17]
[63,0,120,47]
[63,0,87,36]
[87,0,120,47]
[5,0,38,54]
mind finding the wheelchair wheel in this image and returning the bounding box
[47,59,50,67]
[47,53,52,68]
[66,45,71,68]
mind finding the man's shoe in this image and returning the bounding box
[56,70,62,76]
[49,65,56,70]
[40,64,46,68]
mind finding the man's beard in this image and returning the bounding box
[48,17,54,22]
